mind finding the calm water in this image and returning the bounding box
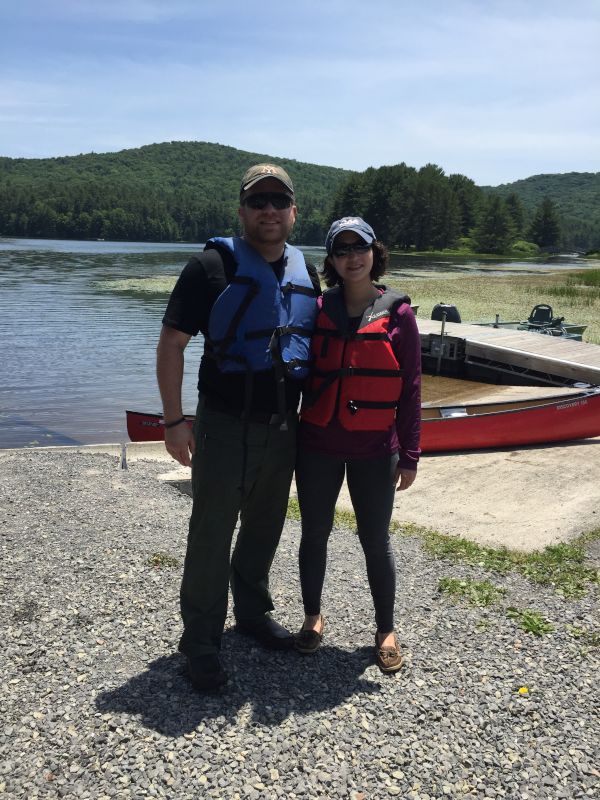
[0,238,592,448]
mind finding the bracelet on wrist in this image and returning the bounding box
[164,416,187,430]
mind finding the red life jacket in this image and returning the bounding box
[301,287,407,431]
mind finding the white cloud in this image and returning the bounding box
[0,1,598,183]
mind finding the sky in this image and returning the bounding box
[1,0,599,186]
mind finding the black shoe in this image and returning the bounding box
[235,615,294,650]
[186,654,228,692]
[294,615,325,655]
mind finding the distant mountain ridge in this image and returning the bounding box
[0,141,597,248]
[486,171,600,250]
[0,141,351,244]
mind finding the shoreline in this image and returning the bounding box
[3,438,600,554]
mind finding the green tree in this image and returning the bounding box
[410,164,461,250]
[472,196,515,254]
[528,197,561,249]
[330,172,366,220]
[504,192,526,237]
[448,174,482,236]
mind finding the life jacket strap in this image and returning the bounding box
[285,357,312,370]
[302,372,338,408]
[204,342,247,365]
[313,327,390,341]
[346,399,398,415]
[210,278,260,356]
[244,328,278,341]
[267,330,290,430]
[274,324,316,338]
[281,282,318,298]
[303,366,404,409]
[240,324,315,342]
[313,366,405,378]
[230,275,258,286]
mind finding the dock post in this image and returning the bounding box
[436,312,447,375]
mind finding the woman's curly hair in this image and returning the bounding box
[321,240,389,287]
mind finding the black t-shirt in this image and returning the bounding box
[162,243,321,415]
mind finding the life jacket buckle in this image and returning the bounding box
[347,400,358,415]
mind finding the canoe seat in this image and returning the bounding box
[528,304,553,325]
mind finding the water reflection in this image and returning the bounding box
[0,239,204,448]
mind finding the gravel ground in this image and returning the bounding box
[1,449,598,800]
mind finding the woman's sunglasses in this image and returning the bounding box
[242,192,293,210]
[331,242,372,258]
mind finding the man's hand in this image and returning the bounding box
[165,423,195,467]
[393,465,417,492]
[156,324,193,465]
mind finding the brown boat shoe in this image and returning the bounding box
[375,633,403,674]
[294,615,325,654]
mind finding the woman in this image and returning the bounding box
[294,216,421,673]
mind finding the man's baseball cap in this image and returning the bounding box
[325,217,376,254]
[240,163,294,197]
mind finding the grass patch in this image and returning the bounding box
[507,607,554,636]
[572,268,600,287]
[286,497,302,522]
[545,269,600,303]
[385,270,600,344]
[147,551,180,569]
[438,577,506,607]
[517,542,599,598]
[390,247,535,261]
[566,625,600,648]
[421,529,599,598]
[95,277,177,294]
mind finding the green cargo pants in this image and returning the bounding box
[178,398,297,657]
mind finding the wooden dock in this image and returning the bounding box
[417,319,600,386]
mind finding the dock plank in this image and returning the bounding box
[417,319,600,385]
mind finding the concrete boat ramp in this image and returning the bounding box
[3,435,600,554]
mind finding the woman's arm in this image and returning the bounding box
[389,303,421,484]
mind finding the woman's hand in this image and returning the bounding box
[393,465,416,492]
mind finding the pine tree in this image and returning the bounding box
[448,174,482,236]
[504,192,526,238]
[528,198,561,249]
[472,196,515,254]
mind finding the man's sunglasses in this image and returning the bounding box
[242,192,293,210]
[331,242,372,258]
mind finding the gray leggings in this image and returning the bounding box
[295,448,399,633]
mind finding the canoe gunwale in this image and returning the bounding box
[126,387,600,452]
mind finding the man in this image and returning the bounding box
[157,164,320,691]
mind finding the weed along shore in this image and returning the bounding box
[1,445,598,798]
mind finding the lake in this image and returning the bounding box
[0,238,592,449]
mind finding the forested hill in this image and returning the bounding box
[488,172,600,250]
[0,141,351,244]
[1,141,598,250]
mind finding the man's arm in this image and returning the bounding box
[156,324,194,467]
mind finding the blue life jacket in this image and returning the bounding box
[206,237,317,380]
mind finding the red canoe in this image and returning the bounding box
[126,386,600,452]
[126,411,195,443]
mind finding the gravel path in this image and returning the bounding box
[1,449,598,800]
